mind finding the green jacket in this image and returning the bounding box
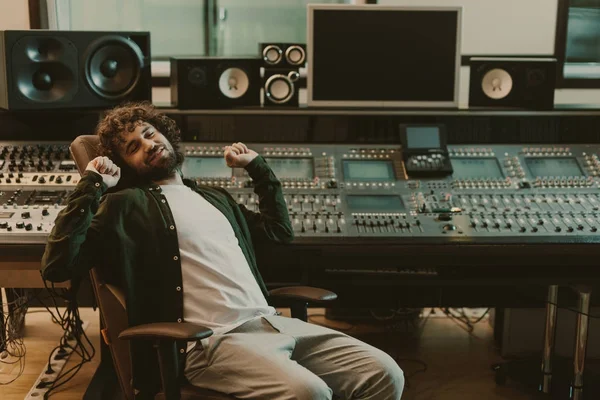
[41,156,294,398]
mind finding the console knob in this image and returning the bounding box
[442,224,456,231]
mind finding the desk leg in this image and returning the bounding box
[540,284,558,394]
[571,287,591,400]
[0,288,6,354]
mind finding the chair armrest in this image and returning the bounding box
[118,322,213,341]
[269,286,337,303]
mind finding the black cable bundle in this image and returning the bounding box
[441,307,491,334]
[0,288,32,385]
[38,279,96,399]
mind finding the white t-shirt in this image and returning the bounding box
[160,184,276,351]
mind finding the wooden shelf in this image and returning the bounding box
[2,104,599,117]
[156,104,600,117]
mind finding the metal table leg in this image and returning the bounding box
[571,287,592,400]
[540,284,559,394]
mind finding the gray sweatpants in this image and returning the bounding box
[184,315,404,400]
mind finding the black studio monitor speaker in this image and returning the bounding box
[171,57,260,109]
[0,30,151,110]
[469,58,557,110]
[260,43,306,69]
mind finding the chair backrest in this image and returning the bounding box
[71,135,135,399]
[69,135,102,175]
[89,268,135,400]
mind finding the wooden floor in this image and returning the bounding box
[1,307,538,400]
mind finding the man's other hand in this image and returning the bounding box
[224,142,258,168]
[86,156,121,188]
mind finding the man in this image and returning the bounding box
[41,102,404,399]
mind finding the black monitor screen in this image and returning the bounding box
[311,8,459,102]
[182,157,231,178]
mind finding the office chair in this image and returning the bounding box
[70,135,338,400]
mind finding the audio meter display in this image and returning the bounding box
[265,158,314,179]
[451,158,504,179]
[342,160,395,181]
[525,157,584,177]
[347,195,404,212]
[182,157,231,178]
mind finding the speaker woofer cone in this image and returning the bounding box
[218,67,250,99]
[17,62,76,102]
[265,74,294,104]
[481,68,513,100]
[24,37,66,62]
[84,36,145,100]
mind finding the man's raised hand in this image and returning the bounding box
[224,142,258,168]
[86,156,121,188]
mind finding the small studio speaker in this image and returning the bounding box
[262,69,300,107]
[171,57,260,109]
[0,30,151,110]
[260,43,306,69]
[469,58,557,110]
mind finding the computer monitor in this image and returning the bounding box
[307,4,462,108]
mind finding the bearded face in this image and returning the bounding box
[117,122,183,182]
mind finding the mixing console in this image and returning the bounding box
[180,143,600,241]
[0,142,76,244]
[3,141,600,244]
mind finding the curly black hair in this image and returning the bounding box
[95,101,184,184]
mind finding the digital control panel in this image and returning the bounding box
[180,143,600,241]
[399,124,453,177]
[3,142,600,244]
